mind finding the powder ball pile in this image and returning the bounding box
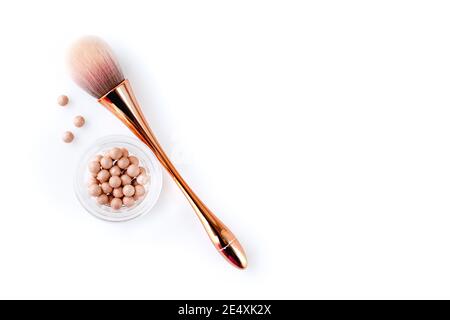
[87,147,148,210]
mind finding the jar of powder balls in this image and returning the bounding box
[74,135,163,222]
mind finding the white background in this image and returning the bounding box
[0,0,450,299]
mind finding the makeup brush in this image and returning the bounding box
[68,36,247,269]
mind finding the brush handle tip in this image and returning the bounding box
[219,237,248,269]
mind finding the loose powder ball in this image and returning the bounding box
[74,115,85,127]
[57,95,69,106]
[86,147,150,211]
[62,131,74,143]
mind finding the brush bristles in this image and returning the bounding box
[67,36,125,99]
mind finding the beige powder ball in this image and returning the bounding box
[93,155,102,162]
[88,176,99,186]
[136,174,149,185]
[89,184,102,197]
[120,174,132,186]
[127,164,140,178]
[57,95,69,106]
[112,187,123,198]
[117,157,130,169]
[100,156,113,169]
[73,115,85,128]
[101,182,113,194]
[97,194,109,205]
[128,156,139,166]
[109,176,122,188]
[139,167,146,176]
[122,185,135,197]
[107,195,114,204]
[62,131,74,143]
[123,197,135,207]
[134,185,145,197]
[121,148,129,158]
[110,198,123,210]
[97,169,110,183]
[109,147,123,160]
[109,165,121,176]
[88,161,101,174]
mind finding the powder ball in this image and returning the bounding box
[97,194,109,205]
[117,157,130,169]
[100,156,113,169]
[88,161,101,174]
[73,115,85,127]
[123,197,135,207]
[109,176,122,188]
[97,169,111,183]
[109,147,123,160]
[57,95,69,106]
[62,131,74,143]
[128,156,139,166]
[109,165,121,176]
[120,174,132,186]
[89,184,102,197]
[88,176,99,186]
[136,174,148,185]
[101,182,112,194]
[110,198,123,210]
[127,164,140,178]
[122,185,135,197]
[112,187,123,198]
[134,185,145,197]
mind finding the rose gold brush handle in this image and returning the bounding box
[99,80,248,269]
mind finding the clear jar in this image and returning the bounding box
[74,135,163,222]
